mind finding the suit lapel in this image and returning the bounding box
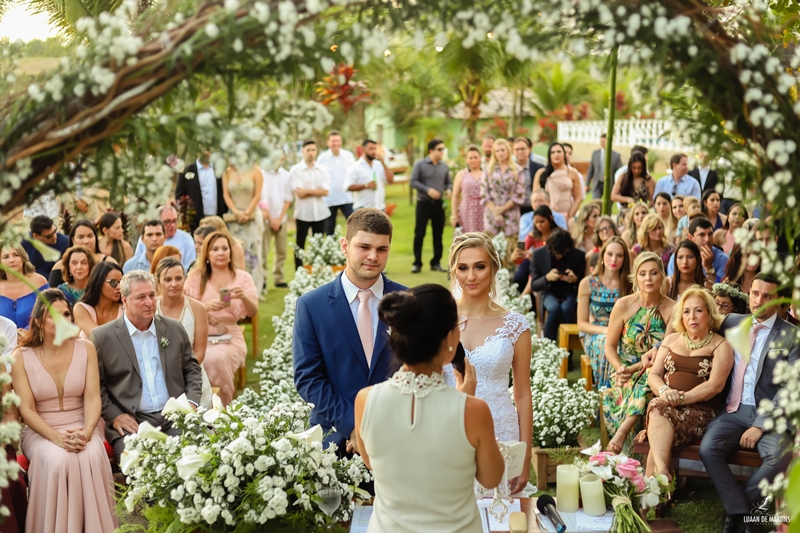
[154,316,168,377]
[368,275,396,379]
[116,319,141,378]
[329,276,369,374]
[755,318,781,384]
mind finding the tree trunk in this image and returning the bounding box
[508,89,517,137]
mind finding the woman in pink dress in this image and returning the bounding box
[533,142,584,220]
[185,231,258,405]
[13,288,117,533]
[450,145,484,234]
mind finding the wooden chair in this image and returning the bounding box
[557,324,582,378]
[633,440,762,481]
[580,354,593,391]
[236,312,259,390]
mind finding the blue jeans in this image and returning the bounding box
[543,293,577,341]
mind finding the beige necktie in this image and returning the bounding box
[727,323,766,413]
[356,290,373,367]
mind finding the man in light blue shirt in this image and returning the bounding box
[134,206,196,269]
[124,220,165,273]
[518,189,568,242]
[666,217,727,282]
[653,153,701,200]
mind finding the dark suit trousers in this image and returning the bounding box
[324,204,354,235]
[592,180,607,202]
[413,199,445,267]
[295,219,327,269]
[699,405,791,515]
[110,411,180,463]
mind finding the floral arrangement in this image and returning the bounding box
[577,441,671,533]
[531,337,597,449]
[0,334,21,518]
[294,230,346,269]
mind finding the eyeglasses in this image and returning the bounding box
[598,225,614,234]
[106,279,121,288]
[457,316,468,331]
[39,229,57,240]
[435,147,445,152]
[162,218,178,225]
[715,300,732,310]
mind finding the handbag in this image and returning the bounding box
[222,213,238,223]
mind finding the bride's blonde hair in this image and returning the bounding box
[448,232,502,303]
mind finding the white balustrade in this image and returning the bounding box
[556,119,693,152]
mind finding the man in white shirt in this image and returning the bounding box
[290,140,331,269]
[344,139,395,212]
[317,130,356,235]
[260,158,293,290]
[134,205,196,269]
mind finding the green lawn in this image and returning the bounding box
[242,184,722,532]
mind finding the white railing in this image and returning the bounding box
[557,119,693,152]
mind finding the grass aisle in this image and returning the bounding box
[242,184,722,533]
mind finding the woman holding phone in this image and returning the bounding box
[185,231,258,405]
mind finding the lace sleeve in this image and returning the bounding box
[502,311,531,345]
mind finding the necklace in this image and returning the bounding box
[683,331,714,350]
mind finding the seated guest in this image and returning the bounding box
[123,219,165,273]
[666,240,706,301]
[197,216,246,270]
[91,270,202,462]
[149,245,182,275]
[585,215,620,257]
[57,246,95,304]
[13,289,118,532]
[602,252,676,453]
[713,282,749,316]
[577,237,631,389]
[191,225,217,270]
[719,203,748,255]
[631,213,674,266]
[185,232,258,405]
[354,284,505,532]
[524,228,585,341]
[674,196,701,242]
[722,243,760,294]
[570,203,600,252]
[0,244,49,328]
[653,192,678,244]
[74,262,124,338]
[701,189,726,231]
[154,257,212,408]
[49,219,117,287]
[517,189,568,242]
[96,212,133,265]
[666,218,728,283]
[511,205,558,289]
[20,215,70,279]
[133,205,197,269]
[635,287,733,479]
[699,274,799,533]
[620,202,649,249]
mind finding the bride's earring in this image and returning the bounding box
[448,346,453,352]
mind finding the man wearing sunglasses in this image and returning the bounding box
[652,153,701,201]
[21,215,70,279]
[410,138,452,274]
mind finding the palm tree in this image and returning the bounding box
[526,61,599,118]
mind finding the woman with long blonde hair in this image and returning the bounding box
[631,213,674,266]
[570,202,600,252]
[444,232,532,493]
[621,202,649,248]
[479,139,526,242]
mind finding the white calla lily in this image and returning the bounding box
[26,238,61,262]
[52,311,80,346]
[725,315,754,363]
[202,394,224,424]
[161,393,194,416]
[136,421,168,441]
[176,453,213,481]
[287,424,323,444]
[119,448,140,475]
[589,464,614,480]
[581,439,602,456]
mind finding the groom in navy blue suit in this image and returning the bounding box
[293,208,406,453]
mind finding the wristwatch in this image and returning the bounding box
[706,267,716,277]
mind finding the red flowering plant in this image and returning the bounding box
[315,63,372,115]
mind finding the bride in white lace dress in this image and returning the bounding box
[444,233,533,493]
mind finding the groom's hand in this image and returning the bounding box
[346,429,360,455]
[113,414,139,436]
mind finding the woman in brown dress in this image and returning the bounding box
[636,286,734,480]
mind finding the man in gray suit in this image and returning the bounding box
[91,270,203,461]
[585,134,622,201]
[699,273,798,533]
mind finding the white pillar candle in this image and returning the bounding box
[580,474,606,516]
[556,464,580,513]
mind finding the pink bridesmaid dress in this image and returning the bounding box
[20,338,117,533]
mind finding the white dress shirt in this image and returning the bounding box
[344,157,388,210]
[290,161,331,222]
[317,148,355,206]
[134,229,196,269]
[728,312,777,407]
[341,270,384,345]
[259,167,293,225]
[698,167,710,190]
[196,160,218,216]
[124,314,170,413]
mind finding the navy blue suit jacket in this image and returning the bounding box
[292,272,406,450]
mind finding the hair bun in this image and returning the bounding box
[378,291,419,334]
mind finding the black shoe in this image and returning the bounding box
[275,282,288,288]
[411,265,422,274]
[722,514,744,533]
[430,264,444,272]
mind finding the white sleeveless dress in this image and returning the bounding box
[156,297,213,408]
[444,311,530,442]
[361,370,483,533]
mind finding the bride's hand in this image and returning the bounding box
[454,359,477,396]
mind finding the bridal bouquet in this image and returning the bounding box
[576,441,672,533]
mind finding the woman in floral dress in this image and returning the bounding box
[577,237,631,389]
[601,252,675,454]
[222,164,264,295]
[450,145,484,234]
[480,138,526,239]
